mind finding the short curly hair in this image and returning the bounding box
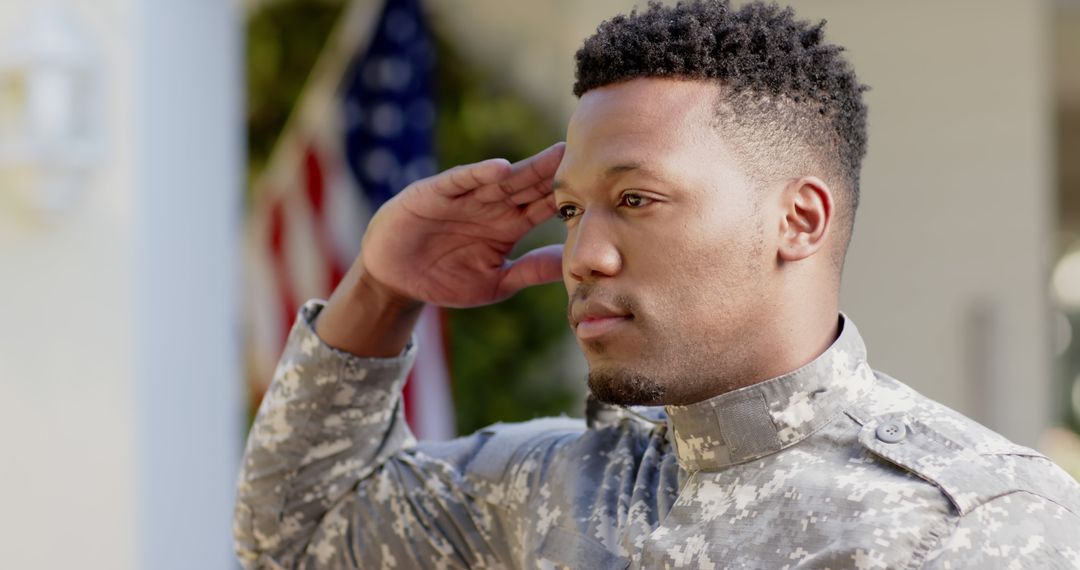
[574,0,869,248]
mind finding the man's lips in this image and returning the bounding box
[570,300,633,340]
[575,315,632,339]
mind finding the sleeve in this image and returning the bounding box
[920,491,1080,568]
[233,300,580,569]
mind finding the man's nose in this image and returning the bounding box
[566,210,622,282]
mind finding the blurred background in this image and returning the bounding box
[0,0,1078,568]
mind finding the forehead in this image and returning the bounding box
[565,77,717,136]
[558,78,738,189]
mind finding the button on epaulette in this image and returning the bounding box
[874,420,907,443]
[856,412,1052,516]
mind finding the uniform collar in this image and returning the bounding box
[664,314,876,472]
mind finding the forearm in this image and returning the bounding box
[234,299,418,568]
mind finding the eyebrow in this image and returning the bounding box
[553,162,655,192]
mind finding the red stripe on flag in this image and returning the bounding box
[268,196,299,354]
[437,307,453,374]
[303,145,346,291]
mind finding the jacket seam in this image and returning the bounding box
[910,515,958,570]
[1004,488,1080,520]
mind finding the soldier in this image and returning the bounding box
[234,1,1080,568]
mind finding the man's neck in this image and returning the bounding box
[686,307,842,405]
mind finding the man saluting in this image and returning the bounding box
[235,1,1080,568]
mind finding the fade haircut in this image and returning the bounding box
[573,0,869,261]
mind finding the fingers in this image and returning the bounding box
[498,244,564,297]
[522,193,558,228]
[507,177,554,207]
[423,158,512,198]
[472,142,565,204]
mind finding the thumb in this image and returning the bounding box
[498,244,564,297]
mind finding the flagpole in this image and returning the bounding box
[256,0,386,202]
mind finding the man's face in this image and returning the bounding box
[553,77,778,406]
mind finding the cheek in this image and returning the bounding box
[659,225,766,307]
[631,233,720,313]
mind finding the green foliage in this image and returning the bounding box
[447,283,579,435]
[246,0,345,191]
[246,0,580,436]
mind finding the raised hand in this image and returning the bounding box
[360,142,566,308]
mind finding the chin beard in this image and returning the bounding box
[587,368,667,407]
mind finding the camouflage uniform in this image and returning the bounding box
[235,300,1080,569]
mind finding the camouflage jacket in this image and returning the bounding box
[234,301,1080,569]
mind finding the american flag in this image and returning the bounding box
[244,0,456,440]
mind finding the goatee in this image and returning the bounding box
[587,368,667,407]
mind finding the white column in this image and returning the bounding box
[133,0,243,569]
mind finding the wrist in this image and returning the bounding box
[315,264,424,357]
[354,268,424,314]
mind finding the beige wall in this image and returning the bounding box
[816,1,1052,446]
[428,0,1055,444]
[0,1,138,568]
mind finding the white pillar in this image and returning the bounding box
[133,0,243,569]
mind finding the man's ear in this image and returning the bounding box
[777,176,833,262]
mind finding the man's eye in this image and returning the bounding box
[620,192,651,208]
[557,204,580,220]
